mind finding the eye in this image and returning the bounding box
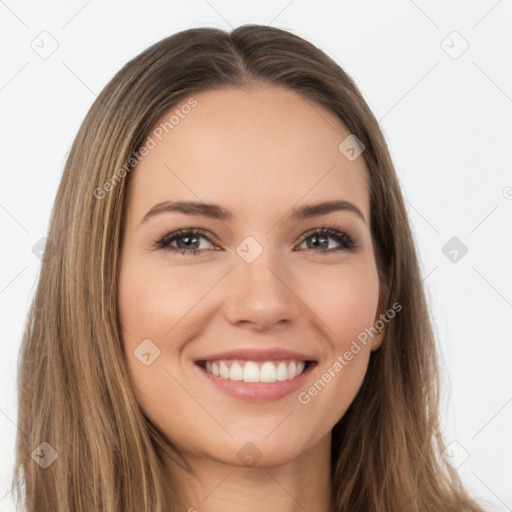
[155,228,216,255]
[154,226,358,256]
[296,227,357,254]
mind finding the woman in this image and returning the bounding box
[13,24,485,511]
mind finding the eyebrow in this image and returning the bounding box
[139,199,367,226]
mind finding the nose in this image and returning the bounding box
[222,245,301,331]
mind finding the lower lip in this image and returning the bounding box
[195,362,317,402]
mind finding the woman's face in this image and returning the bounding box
[118,85,384,467]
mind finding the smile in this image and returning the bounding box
[194,354,317,402]
[198,359,310,382]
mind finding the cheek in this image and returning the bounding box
[118,257,209,347]
[280,260,379,428]
[300,260,380,349]
[117,256,184,394]
[117,256,201,421]
[307,265,378,381]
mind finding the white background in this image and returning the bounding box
[1,1,511,510]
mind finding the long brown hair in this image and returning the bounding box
[13,24,485,511]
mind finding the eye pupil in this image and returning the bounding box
[308,234,328,250]
[177,235,199,249]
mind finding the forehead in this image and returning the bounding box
[125,85,369,226]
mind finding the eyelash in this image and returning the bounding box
[154,226,358,256]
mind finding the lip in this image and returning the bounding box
[194,358,318,402]
[194,348,316,363]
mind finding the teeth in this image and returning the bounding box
[229,362,244,381]
[201,359,308,382]
[276,362,288,381]
[287,361,297,380]
[243,362,259,382]
[219,361,230,378]
[260,362,277,382]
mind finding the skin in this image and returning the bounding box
[118,85,386,512]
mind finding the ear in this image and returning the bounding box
[370,261,394,351]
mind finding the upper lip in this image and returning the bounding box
[195,348,317,363]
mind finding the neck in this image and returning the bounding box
[161,433,332,512]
